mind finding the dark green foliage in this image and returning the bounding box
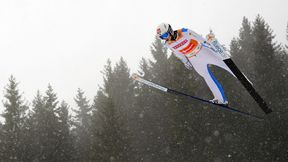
[285,23,288,50]
[55,101,75,161]
[91,59,133,161]
[227,16,288,161]
[72,88,92,161]
[23,86,75,162]
[0,15,287,162]
[30,86,62,161]
[1,76,28,161]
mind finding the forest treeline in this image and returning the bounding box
[0,15,288,162]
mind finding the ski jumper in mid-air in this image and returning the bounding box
[156,23,235,105]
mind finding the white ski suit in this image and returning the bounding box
[164,28,234,103]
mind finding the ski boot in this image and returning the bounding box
[209,99,228,106]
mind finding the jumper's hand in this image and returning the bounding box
[206,32,215,42]
[184,61,193,70]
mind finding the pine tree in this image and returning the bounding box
[90,92,104,161]
[286,23,288,49]
[102,59,114,96]
[225,16,288,161]
[235,17,255,78]
[237,15,288,161]
[43,85,61,161]
[230,38,241,57]
[149,36,170,81]
[1,76,28,161]
[227,18,260,160]
[132,58,160,161]
[251,15,288,112]
[95,93,127,161]
[228,18,258,115]
[72,88,92,161]
[30,91,45,161]
[73,88,91,129]
[0,122,3,159]
[252,15,279,95]
[20,110,36,162]
[55,101,75,161]
[111,57,133,108]
[91,59,132,161]
[136,38,172,161]
[30,85,61,161]
[229,18,257,110]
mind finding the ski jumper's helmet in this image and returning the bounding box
[156,23,173,40]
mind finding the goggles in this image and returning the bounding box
[159,32,170,39]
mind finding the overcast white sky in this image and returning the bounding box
[0,0,287,111]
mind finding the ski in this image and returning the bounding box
[223,58,272,114]
[132,73,264,120]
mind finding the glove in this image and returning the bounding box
[206,32,215,42]
[184,61,193,70]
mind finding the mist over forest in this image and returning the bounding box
[1,15,288,161]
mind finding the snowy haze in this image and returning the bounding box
[0,0,287,110]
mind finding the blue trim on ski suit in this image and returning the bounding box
[207,66,228,102]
